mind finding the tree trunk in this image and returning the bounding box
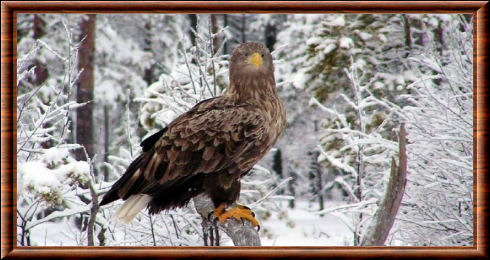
[210,14,220,54]
[311,121,324,211]
[308,150,324,212]
[272,149,283,178]
[354,154,363,246]
[143,20,155,86]
[402,15,412,50]
[240,14,246,43]
[87,180,99,246]
[32,14,48,86]
[75,14,96,161]
[361,124,408,246]
[264,21,277,51]
[316,162,324,212]
[223,14,228,55]
[193,194,261,246]
[188,14,198,47]
[272,149,283,195]
[288,171,296,209]
[31,14,51,149]
[103,104,110,181]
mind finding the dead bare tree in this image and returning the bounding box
[361,123,408,246]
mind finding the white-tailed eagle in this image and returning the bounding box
[100,42,286,228]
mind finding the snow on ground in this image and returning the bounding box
[27,199,352,246]
[27,220,84,246]
[259,200,352,246]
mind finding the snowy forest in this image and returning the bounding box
[16,13,473,246]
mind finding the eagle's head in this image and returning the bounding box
[228,42,275,96]
[230,42,273,77]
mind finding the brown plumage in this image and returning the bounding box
[100,42,286,224]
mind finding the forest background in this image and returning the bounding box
[16,13,473,246]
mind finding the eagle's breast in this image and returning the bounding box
[230,82,286,175]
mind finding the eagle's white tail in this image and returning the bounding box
[111,194,152,224]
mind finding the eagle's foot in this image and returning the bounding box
[212,204,259,230]
[207,204,225,221]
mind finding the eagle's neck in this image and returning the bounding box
[225,74,285,135]
[225,73,278,106]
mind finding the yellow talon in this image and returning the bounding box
[215,205,259,227]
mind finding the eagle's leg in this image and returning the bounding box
[212,204,226,218]
[213,204,259,228]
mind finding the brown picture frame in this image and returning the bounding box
[1,1,488,259]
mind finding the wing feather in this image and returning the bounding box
[202,146,215,161]
[100,96,266,205]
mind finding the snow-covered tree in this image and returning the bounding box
[310,57,403,245]
[392,15,473,246]
[310,14,473,246]
[16,14,101,246]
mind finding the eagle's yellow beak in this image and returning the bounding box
[247,52,263,68]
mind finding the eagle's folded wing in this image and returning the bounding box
[100,98,266,205]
